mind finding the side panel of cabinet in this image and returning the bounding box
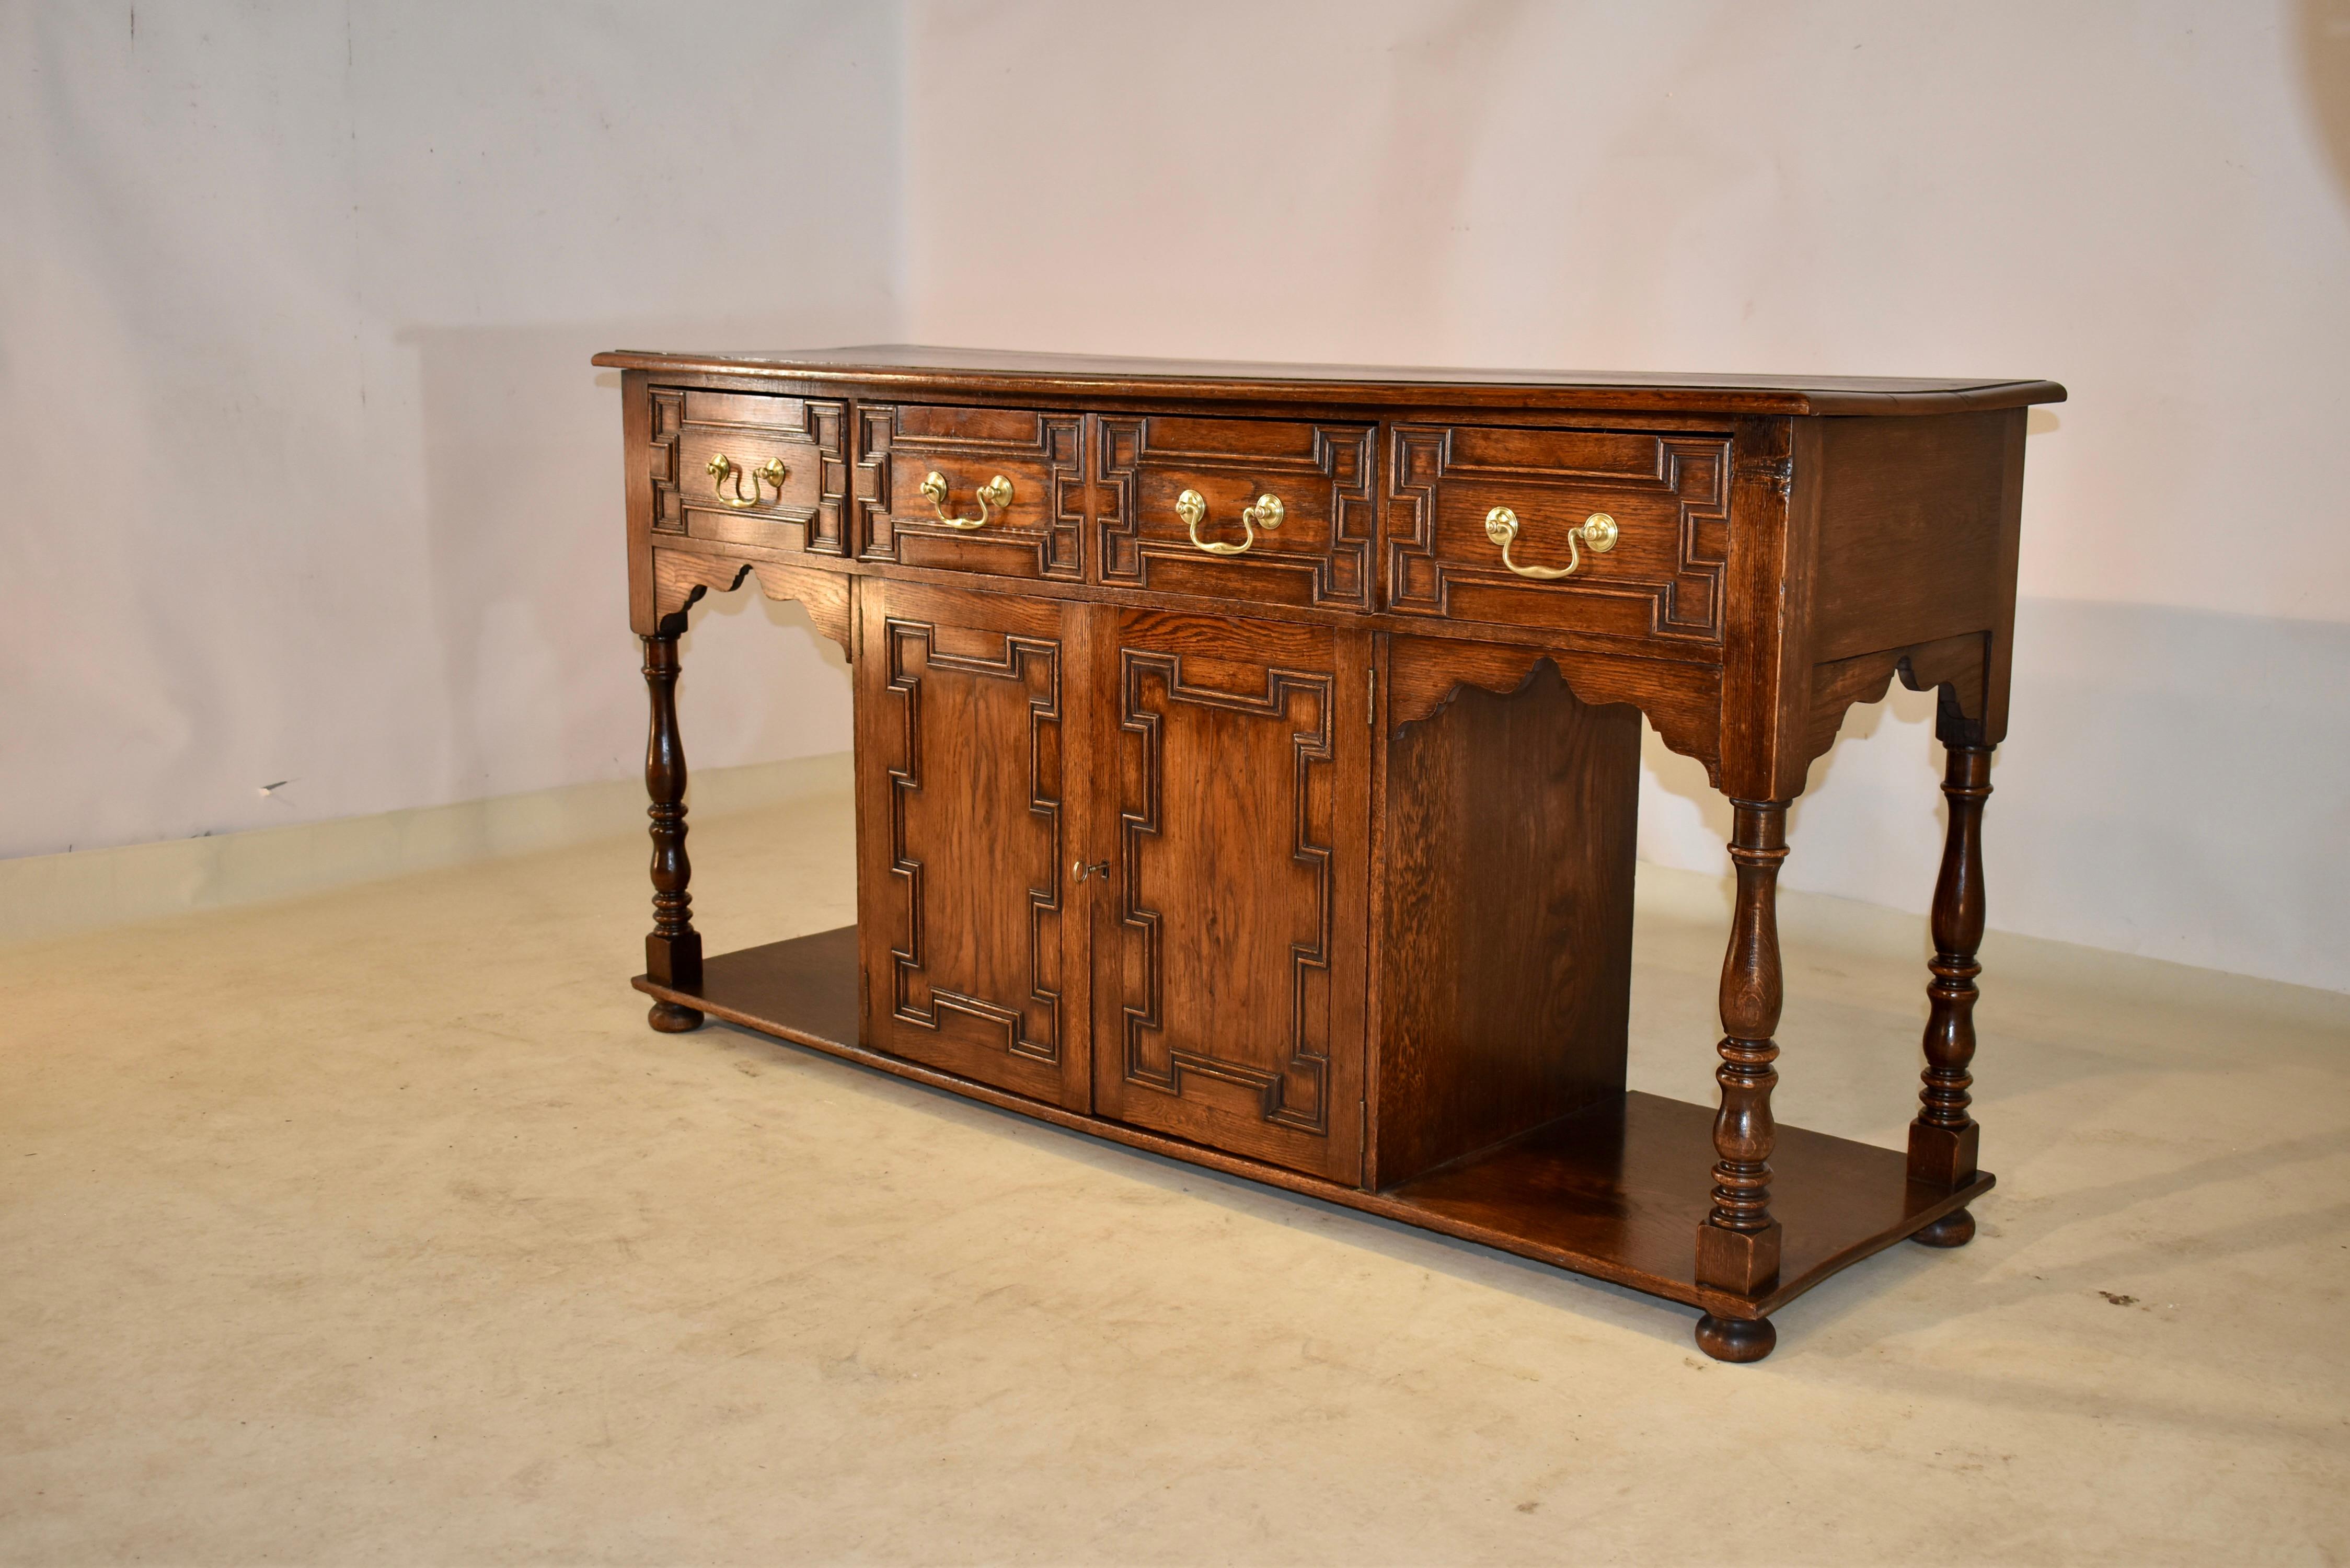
[856,579,1095,1111]
[1090,608,1370,1183]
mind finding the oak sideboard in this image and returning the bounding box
[593,345,2064,1362]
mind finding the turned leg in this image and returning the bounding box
[642,632,704,1032]
[1909,743,1992,1245]
[1694,801,1788,1361]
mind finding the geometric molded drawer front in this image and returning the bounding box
[1096,414,1375,609]
[857,403,1086,582]
[1385,424,1731,647]
[651,387,849,555]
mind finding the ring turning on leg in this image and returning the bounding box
[1908,743,1992,1200]
[642,632,703,1032]
[1696,801,1789,1297]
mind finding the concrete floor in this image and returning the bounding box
[5,785,2347,1565]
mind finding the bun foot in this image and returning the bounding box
[1694,1313,1777,1363]
[648,999,705,1033]
[1910,1207,1976,1248]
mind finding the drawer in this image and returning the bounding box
[1385,424,1732,647]
[653,389,849,555]
[856,404,1084,581]
[1097,415,1374,609]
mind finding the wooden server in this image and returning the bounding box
[596,346,2062,1362]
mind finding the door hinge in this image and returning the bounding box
[1367,666,1377,727]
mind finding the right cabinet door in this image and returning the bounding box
[1091,608,1369,1182]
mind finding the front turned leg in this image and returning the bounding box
[1694,801,1789,1362]
[642,632,704,1033]
[1909,743,1993,1244]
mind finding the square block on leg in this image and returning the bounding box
[1907,1121,1979,1188]
[646,930,703,989]
[1696,1218,1782,1295]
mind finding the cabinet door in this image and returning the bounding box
[1091,609,1369,1182]
[857,580,1093,1111]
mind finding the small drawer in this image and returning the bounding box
[856,405,1084,581]
[1385,424,1733,647]
[1097,415,1374,609]
[651,389,850,555]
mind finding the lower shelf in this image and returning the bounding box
[636,925,1992,1321]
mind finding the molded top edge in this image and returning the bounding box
[591,343,2067,416]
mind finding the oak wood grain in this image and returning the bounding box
[1802,632,1988,772]
[856,403,1085,581]
[1089,605,1369,1182]
[651,548,852,656]
[1097,413,1375,609]
[854,580,1092,1111]
[1808,410,2019,664]
[1385,629,1722,786]
[662,388,849,556]
[1376,657,1639,1188]
[1385,423,1731,649]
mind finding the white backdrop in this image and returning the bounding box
[5,2,2346,991]
[0,3,891,862]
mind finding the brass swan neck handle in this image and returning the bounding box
[1178,489,1284,556]
[706,454,788,510]
[919,470,1013,530]
[1483,508,1618,579]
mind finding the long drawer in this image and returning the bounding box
[1384,424,1732,649]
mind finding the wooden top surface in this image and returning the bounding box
[591,343,2066,417]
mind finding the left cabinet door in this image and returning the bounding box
[857,580,1096,1112]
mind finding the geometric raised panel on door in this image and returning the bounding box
[1092,608,1368,1182]
[856,580,1092,1111]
